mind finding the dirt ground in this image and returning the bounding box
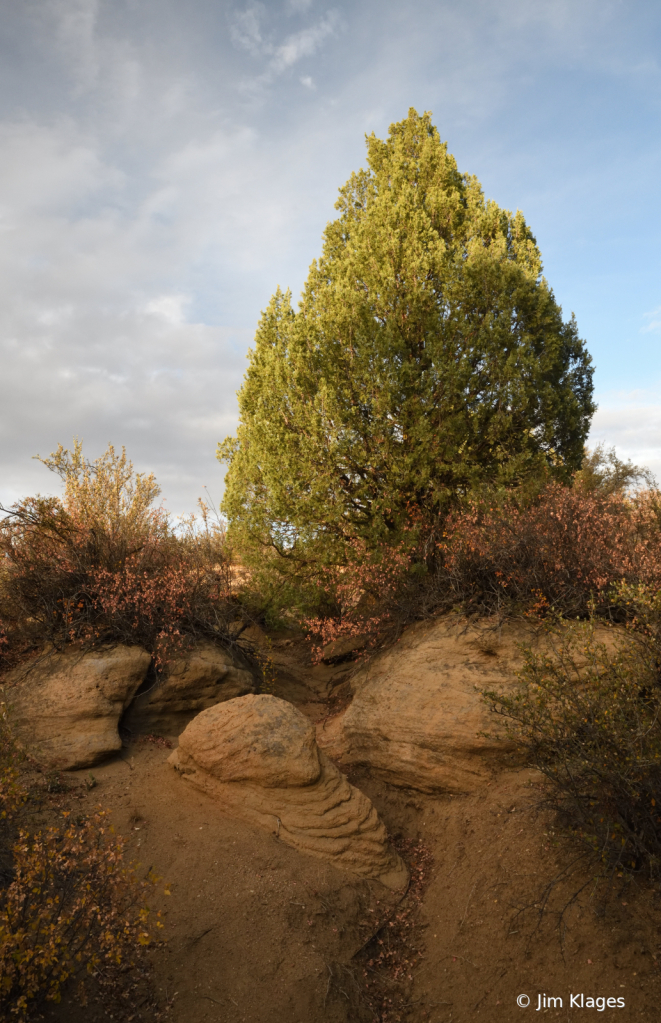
[36,634,661,1022]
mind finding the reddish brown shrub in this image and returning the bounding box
[303,484,661,655]
[434,483,661,617]
[0,444,252,671]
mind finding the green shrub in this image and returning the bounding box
[483,603,661,879]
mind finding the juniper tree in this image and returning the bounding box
[218,109,594,574]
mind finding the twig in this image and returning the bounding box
[459,882,477,929]
[449,953,478,967]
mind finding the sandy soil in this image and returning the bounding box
[35,634,661,1022]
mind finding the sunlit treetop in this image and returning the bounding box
[219,108,595,569]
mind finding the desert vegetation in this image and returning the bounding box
[0,440,251,674]
[0,443,250,1019]
[0,706,160,1021]
[484,593,661,882]
[2,108,661,1020]
[216,108,661,900]
[219,109,595,605]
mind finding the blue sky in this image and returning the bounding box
[0,0,660,514]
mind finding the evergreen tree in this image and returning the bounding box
[218,109,594,573]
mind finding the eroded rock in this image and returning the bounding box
[316,618,624,794]
[316,618,542,794]
[123,641,255,737]
[169,694,408,889]
[4,645,151,770]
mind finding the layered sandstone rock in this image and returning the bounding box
[5,645,151,770]
[169,694,408,889]
[316,617,624,794]
[123,641,255,737]
[316,617,577,794]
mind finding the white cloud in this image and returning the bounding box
[144,294,190,324]
[270,12,340,73]
[40,0,101,93]
[590,393,661,485]
[0,121,122,216]
[230,3,342,93]
[0,105,334,514]
[230,2,266,57]
[642,307,661,334]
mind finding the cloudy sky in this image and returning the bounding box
[0,0,660,515]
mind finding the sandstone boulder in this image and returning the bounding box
[4,645,151,770]
[169,694,408,890]
[320,634,367,664]
[316,617,565,794]
[123,641,255,737]
[317,618,624,794]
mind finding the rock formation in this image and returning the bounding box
[123,641,255,736]
[316,617,623,794]
[316,617,534,793]
[169,694,408,889]
[4,645,151,770]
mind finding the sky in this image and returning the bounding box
[0,0,660,516]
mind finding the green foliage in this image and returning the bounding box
[483,608,661,879]
[220,108,595,584]
[575,442,657,497]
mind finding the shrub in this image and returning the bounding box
[0,710,159,1021]
[0,442,249,670]
[431,481,661,618]
[0,813,159,1021]
[301,537,414,658]
[0,704,27,826]
[483,608,661,880]
[302,480,661,656]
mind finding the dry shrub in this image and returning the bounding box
[302,538,413,659]
[0,705,27,827]
[303,482,661,655]
[432,482,661,617]
[483,596,661,881]
[0,442,249,671]
[0,709,160,1021]
[0,814,159,1021]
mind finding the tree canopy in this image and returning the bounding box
[218,108,594,571]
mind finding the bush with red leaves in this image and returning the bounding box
[303,481,661,654]
[0,443,251,672]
